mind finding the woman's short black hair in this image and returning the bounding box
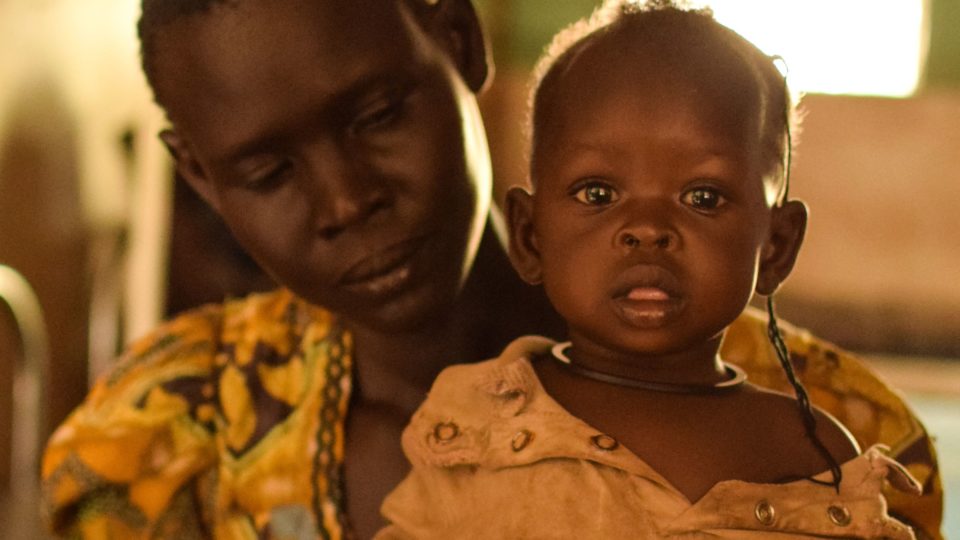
[137,0,433,109]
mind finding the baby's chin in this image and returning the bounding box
[612,294,686,330]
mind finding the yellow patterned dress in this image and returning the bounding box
[42,289,352,539]
[40,289,943,539]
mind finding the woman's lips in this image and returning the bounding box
[339,236,426,296]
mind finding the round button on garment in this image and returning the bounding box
[827,505,852,526]
[511,430,534,452]
[591,434,619,451]
[433,422,459,442]
[754,500,776,526]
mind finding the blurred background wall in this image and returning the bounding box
[0,0,957,537]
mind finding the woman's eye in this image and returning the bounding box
[573,182,619,206]
[682,187,726,210]
[352,96,405,133]
[243,160,293,190]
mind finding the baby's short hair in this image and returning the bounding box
[529,0,798,203]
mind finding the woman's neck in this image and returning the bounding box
[346,214,564,410]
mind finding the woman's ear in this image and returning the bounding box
[425,0,491,92]
[504,186,543,285]
[159,129,222,213]
[756,199,808,295]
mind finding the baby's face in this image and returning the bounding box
[526,41,778,359]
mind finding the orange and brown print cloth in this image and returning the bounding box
[40,293,942,539]
[41,289,353,539]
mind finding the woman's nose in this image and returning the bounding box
[303,143,391,240]
[315,181,390,240]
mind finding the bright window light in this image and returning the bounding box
[708,0,926,97]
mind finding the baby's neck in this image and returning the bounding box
[530,354,849,503]
[563,335,730,389]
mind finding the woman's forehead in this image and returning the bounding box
[153,0,431,132]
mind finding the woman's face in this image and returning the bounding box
[155,0,492,331]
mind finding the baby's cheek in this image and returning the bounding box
[544,275,601,326]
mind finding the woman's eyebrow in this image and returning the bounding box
[213,70,416,167]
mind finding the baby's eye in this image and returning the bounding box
[573,182,620,206]
[681,186,726,211]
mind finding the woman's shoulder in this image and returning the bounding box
[85,288,333,408]
[42,289,344,533]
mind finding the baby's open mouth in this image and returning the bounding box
[625,287,671,301]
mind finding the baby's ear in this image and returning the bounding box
[159,129,221,213]
[756,200,808,295]
[504,186,543,285]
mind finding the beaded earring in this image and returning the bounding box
[765,61,843,491]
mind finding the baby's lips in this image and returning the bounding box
[626,287,670,301]
[612,263,682,299]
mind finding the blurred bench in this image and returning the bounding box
[0,265,50,539]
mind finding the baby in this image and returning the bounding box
[376,1,921,538]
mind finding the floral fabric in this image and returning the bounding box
[42,290,352,539]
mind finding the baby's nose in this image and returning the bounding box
[617,225,678,251]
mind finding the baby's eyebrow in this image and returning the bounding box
[549,139,621,161]
[686,149,740,164]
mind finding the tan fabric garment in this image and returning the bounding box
[378,336,922,540]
